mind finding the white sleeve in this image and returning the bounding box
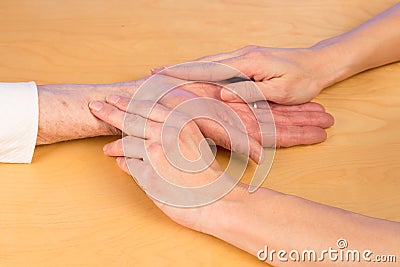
[0,82,38,163]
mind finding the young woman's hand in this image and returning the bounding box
[89,96,225,231]
[152,45,337,105]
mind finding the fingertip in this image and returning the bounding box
[103,143,111,154]
[276,125,329,147]
[310,102,326,112]
[327,113,335,127]
[308,127,328,144]
[319,112,335,129]
[301,102,326,112]
[321,129,328,141]
[250,141,264,164]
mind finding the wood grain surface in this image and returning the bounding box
[0,0,399,266]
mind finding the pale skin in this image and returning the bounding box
[35,79,334,158]
[88,2,400,266]
[36,81,137,144]
[156,81,333,162]
[89,96,399,267]
[152,3,400,105]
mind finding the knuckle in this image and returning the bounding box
[310,112,323,123]
[245,81,257,98]
[126,114,140,125]
[237,81,258,101]
[242,51,254,59]
[275,87,293,104]
[147,122,162,138]
[102,107,122,124]
[242,44,258,51]
[148,142,164,158]
[141,100,155,108]
[99,105,113,118]
[249,50,263,58]
[296,126,306,144]
[132,100,153,114]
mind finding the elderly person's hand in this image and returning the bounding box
[159,82,334,160]
[90,82,334,165]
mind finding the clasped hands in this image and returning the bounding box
[91,45,334,163]
[88,45,334,230]
[90,48,333,186]
[86,3,400,260]
[90,45,335,169]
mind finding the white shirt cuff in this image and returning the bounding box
[0,82,38,163]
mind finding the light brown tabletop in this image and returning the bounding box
[0,0,399,266]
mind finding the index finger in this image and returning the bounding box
[106,95,171,123]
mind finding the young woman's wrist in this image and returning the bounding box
[200,184,289,256]
[309,37,365,90]
[201,183,280,240]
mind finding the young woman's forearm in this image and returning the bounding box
[311,3,400,89]
[36,82,137,144]
[207,184,400,266]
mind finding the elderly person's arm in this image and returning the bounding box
[0,80,140,163]
[36,81,137,144]
[0,77,333,163]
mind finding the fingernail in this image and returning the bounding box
[106,95,120,105]
[221,89,238,101]
[89,100,104,111]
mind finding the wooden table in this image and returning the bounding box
[1,1,399,266]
